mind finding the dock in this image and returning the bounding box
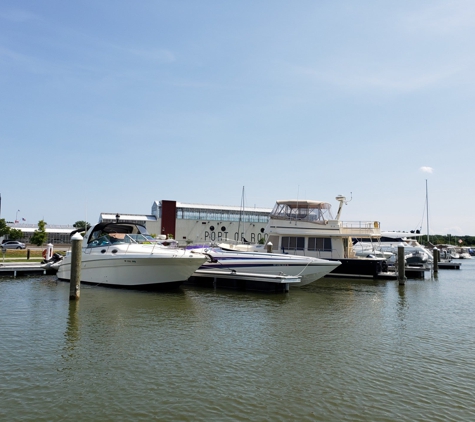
[0,262,57,276]
[438,261,461,270]
[187,269,301,293]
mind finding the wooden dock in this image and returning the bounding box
[0,262,57,276]
[438,261,461,270]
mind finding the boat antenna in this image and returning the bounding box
[335,192,351,221]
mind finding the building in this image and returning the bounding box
[101,200,271,246]
[5,223,76,245]
[4,200,272,246]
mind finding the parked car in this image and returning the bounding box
[1,241,26,250]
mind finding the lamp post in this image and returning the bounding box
[15,210,20,223]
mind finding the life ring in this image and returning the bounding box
[42,249,47,259]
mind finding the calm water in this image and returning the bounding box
[1,261,475,421]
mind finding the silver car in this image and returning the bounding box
[1,241,26,249]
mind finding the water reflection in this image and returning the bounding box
[2,264,475,421]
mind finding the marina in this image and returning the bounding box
[1,259,475,421]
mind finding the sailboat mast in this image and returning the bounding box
[237,186,244,242]
[426,179,429,243]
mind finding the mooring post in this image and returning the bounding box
[433,247,439,274]
[69,232,83,300]
[398,245,406,285]
[266,242,273,253]
[46,243,54,260]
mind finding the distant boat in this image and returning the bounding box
[56,221,207,289]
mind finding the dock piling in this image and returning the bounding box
[266,242,273,253]
[398,246,406,285]
[69,233,83,300]
[433,247,439,274]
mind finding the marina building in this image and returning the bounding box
[101,200,271,246]
[5,200,271,246]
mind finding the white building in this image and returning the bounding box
[101,200,271,246]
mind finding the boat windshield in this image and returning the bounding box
[270,201,333,223]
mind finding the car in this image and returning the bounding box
[1,241,26,250]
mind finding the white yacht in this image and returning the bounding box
[56,221,207,289]
[220,196,390,279]
[352,231,434,264]
[187,246,341,287]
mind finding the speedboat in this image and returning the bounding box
[187,245,341,287]
[56,222,207,289]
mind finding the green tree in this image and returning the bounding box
[73,220,90,232]
[30,220,48,246]
[0,218,10,239]
[8,228,23,241]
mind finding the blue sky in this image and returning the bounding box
[1,1,474,235]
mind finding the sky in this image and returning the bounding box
[1,0,474,235]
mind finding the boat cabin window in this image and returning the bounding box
[271,202,333,223]
[281,236,305,251]
[308,237,332,252]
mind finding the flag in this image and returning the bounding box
[22,218,26,221]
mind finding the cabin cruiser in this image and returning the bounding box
[187,245,341,287]
[352,231,434,264]
[56,222,207,288]
[220,196,390,279]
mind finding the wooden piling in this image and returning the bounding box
[398,245,406,285]
[433,247,439,274]
[69,232,83,301]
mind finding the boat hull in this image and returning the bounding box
[57,255,206,288]
[190,249,340,287]
[328,257,388,279]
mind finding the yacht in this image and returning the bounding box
[352,231,434,264]
[187,245,341,287]
[220,196,390,279]
[56,221,207,288]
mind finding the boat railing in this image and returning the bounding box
[339,221,381,235]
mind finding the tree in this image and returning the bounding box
[0,219,10,239]
[30,220,48,246]
[73,220,90,232]
[8,228,23,241]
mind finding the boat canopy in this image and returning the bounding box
[271,200,334,223]
[86,222,149,244]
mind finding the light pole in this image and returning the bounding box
[15,210,20,223]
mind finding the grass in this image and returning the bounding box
[1,249,68,262]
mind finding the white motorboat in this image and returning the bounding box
[352,231,434,263]
[56,222,207,288]
[187,245,341,287]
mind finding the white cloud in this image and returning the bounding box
[403,0,475,34]
[293,61,462,94]
[420,166,433,173]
